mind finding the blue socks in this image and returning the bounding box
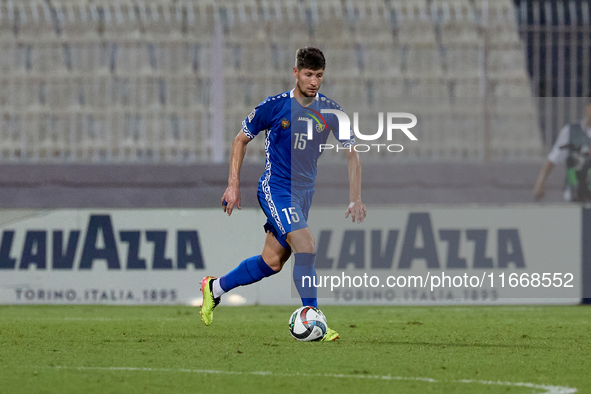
[218,253,318,310]
[219,255,277,292]
[293,253,318,308]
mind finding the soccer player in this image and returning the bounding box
[200,47,366,341]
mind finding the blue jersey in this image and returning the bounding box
[242,89,355,187]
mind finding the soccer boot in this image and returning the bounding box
[200,276,221,326]
[321,327,340,341]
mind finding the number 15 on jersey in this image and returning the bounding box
[282,207,300,224]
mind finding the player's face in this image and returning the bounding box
[293,67,324,97]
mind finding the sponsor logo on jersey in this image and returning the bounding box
[305,109,328,133]
[298,116,324,133]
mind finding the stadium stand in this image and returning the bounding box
[0,0,541,163]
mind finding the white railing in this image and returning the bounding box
[516,0,591,152]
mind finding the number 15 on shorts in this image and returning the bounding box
[282,207,300,224]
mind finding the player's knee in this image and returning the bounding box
[301,236,315,254]
[264,256,283,273]
[288,231,315,254]
[266,248,292,272]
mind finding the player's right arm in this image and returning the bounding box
[534,125,569,200]
[222,131,251,216]
[222,98,273,215]
[533,161,555,200]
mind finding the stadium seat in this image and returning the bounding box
[363,43,402,77]
[0,111,25,161]
[42,76,71,109]
[28,110,64,161]
[445,45,481,79]
[0,1,16,37]
[405,44,444,79]
[409,77,449,98]
[0,3,16,74]
[393,0,437,46]
[323,45,359,78]
[492,43,528,80]
[142,2,183,40]
[57,2,97,41]
[58,3,104,74]
[487,1,522,46]
[0,76,10,108]
[438,0,481,46]
[489,97,543,159]
[239,43,274,76]
[77,75,110,109]
[493,77,532,97]
[16,1,57,42]
[101,1,140,42]
[370,77,404,98]
[315,2,348,42]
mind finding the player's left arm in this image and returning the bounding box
[344,149,366,223]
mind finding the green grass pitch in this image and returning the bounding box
[0,305,589,393]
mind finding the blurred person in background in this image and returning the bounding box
[534,95,591,202]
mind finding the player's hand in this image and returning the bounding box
[345,200,366,223]
[533,182,545,200]
[221,184,241,216]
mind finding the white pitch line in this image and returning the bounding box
[8,317,184,322]
[44,366,577,394]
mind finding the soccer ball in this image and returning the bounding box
[288,306,327,341]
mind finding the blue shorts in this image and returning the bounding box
[257,175,314,251]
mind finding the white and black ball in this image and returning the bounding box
[288,306,327,341]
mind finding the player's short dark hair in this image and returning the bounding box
[295,47,325,70]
